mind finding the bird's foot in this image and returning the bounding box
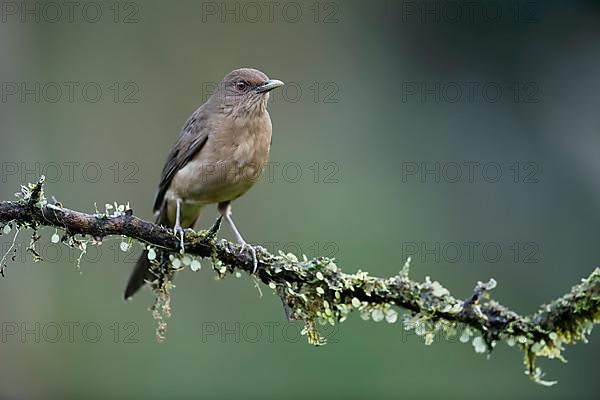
[173,224,185,253]
[239,242,258,273]
[200,216,222,245]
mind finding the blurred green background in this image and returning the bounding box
[1,0,599,398]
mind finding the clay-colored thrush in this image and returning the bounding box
[125,68,284,299]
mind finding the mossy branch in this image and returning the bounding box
[0,177,598,386]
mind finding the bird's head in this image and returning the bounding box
[211,68,284,116]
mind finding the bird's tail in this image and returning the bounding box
[124,250,153,299]
[124,207,170,299]
[124,204,202,299]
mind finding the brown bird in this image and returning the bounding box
[125,68,284,299]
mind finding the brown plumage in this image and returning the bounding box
[125,68,284,299]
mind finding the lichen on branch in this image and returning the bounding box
[0,177,598,386]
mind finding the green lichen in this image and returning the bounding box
[517,268,600,385]
[209,242,599,386]
[2,178,599,386]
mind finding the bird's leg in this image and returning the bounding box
[200,216,222,245]
[218,202,258,273]
[174,198,185,252]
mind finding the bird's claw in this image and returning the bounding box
[239,242,258,273]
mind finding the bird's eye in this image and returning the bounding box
[235,81,247,91]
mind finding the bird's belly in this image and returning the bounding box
[183,162,256,203]
[170,133,270,205]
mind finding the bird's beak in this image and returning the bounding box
[256,79,285,93]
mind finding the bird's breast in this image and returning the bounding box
[170,112,272,205]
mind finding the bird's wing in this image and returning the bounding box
[153,110,209,213]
